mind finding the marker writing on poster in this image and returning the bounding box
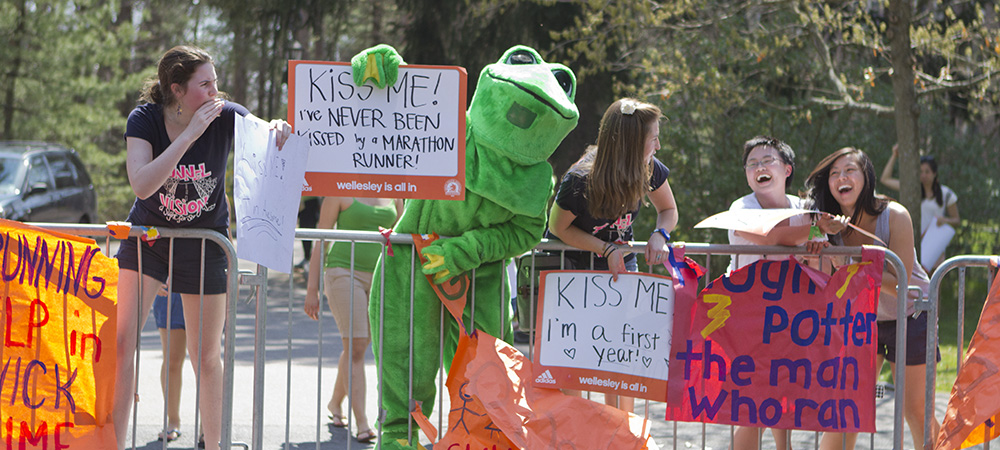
[294,67,458,175]
[538,272,673,378]
[1,225,116,449]
[672,259,881,431]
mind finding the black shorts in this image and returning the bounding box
[876,312,941,366]
[115,230,229,295]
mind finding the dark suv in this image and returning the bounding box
[0,141,97,223]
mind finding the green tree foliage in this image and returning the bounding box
[2,0,996,268]
[393,0,599,175]
[546,0,999,262]
[0,0,151,222]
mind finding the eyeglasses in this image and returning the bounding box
[744,157,781,171]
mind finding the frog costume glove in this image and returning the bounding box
[353,44,579,450]
[351,43,405,89]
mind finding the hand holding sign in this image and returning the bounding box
[697,208,881,245]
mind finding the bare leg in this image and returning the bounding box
[889,362,940,450]
[771,428,791,450]
[343,337,372,432]
[732,426,761,450]
[604,394,634,413]
[181,293,227,450]
[327,349,347,420]
[113,270,162,450]
[819,432,858,450]
[732,427,791,450]
[158,327,187,431]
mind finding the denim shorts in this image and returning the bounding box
[153,292,185,330]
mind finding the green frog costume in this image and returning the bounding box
[352,44,579,449]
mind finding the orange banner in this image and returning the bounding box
[0,219,118,449]
[411,233,469,334]
[436,331,654,450]
[938,264,1000,450]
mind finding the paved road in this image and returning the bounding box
[122,246,949,450]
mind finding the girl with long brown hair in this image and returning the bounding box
[546,98,678,411]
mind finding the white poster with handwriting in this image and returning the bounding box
[288,61,467,200]
[233,114,309,272]
[531,270,674,401]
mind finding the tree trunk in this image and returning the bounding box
[371,0,383,43]
[2,0,27,139]
[888,0,921,240]
[230,20,250,106]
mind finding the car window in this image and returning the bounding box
[68,153,92,185]
[25,155,52,190]
[47,153,79,189]
[0,156,22,195]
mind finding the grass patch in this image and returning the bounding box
[873,265,994,393]
[931,266,993,392]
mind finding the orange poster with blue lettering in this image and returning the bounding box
[666,250,883,433]
[937,262,1000,450]
[1,219,117,449]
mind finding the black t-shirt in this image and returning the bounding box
[123,101,248,229]
[546,157,670,268]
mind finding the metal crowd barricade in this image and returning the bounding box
[280,231,914,450]
[927,255,1000,450]
[24,223,923,450]
[28,223,241,450]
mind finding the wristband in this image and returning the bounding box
[809,224,824,240]
[653,228,671,242]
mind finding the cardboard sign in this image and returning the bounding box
[665,253,884,433]
[531,271,674,401]
[0,219,118,448]
[694,208,814,236]
[233,113,309,272]
[288,60,467,200]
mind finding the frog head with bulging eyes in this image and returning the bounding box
[467,45,579,165]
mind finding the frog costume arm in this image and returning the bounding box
[419,190,550,282]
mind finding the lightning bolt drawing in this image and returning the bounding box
[836,261,873,298]
[700,293,732,338]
